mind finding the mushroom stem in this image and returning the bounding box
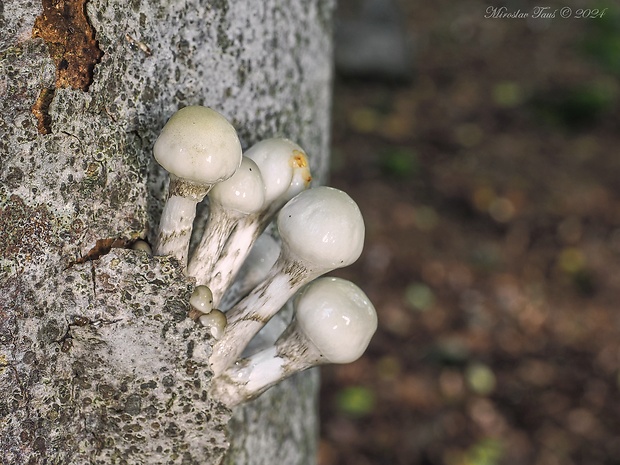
[154,177,211,265]
[196,212,266,304]
[186,156,265,302]
[209,250,314,375]
[219,233,281,310]
[187,204,246,286]
[209,327,318,407]
[210,277,377,407]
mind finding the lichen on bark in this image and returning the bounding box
[1,250,231,464]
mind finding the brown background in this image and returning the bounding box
[321,1,620,464]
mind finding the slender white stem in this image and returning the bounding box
[198,212,265,305]
[153,177,211,267]
[153,196,198,266]
[209,249,320,376]
[209,323,320,407]
[219,233,280,310]
[186,156,265,301]
[186,203,245,288]
[210,276,378,407]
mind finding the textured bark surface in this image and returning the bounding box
[0,0,334,463]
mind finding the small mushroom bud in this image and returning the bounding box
[210,277,377,407]
[219,233,281,310]
[209,186,365,375]
[188,285,227,339]
[190,285,214,314]
[152,106,242,266]
[187,156,265,292]
[131,239,152,255]
[193,138,312,306]
[198,310,227,340]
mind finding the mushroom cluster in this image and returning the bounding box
[151,105,377,407]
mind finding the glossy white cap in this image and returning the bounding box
[277,186,365,269]
[209,156,265,214]
[295,277,377,363]
[154,106,242,185]
[198,310,227,339]
[244,138,311,206]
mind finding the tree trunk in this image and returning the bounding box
[0,1,334,463]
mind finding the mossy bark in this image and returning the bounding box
[0,1,334,463]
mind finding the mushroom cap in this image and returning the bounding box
[209,156,265,214]
[279,152,312,206]
[295,277,377,364]
[190,285,214,314]
[277,186,365,269]
[244,138,311,206]
[153,106,242,185]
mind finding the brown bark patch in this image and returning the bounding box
[31,88,56,134]
[32,0,103,91]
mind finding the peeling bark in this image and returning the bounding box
[0,0,334,463]
[32,0,103,90]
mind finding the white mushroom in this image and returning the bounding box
[219,232,281,310]
[152,106,242,266]
[209,186,365,375]
[193,138,312,306]
[187,156,265,292]
[209,277,377,407]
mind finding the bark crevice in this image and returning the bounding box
[73,237,132,266]
[31,87,55,134]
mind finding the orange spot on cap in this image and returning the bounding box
[291,150,309,168]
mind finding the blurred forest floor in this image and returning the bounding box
[320,1,620,464]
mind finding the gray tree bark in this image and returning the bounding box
[0,1,334,463]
